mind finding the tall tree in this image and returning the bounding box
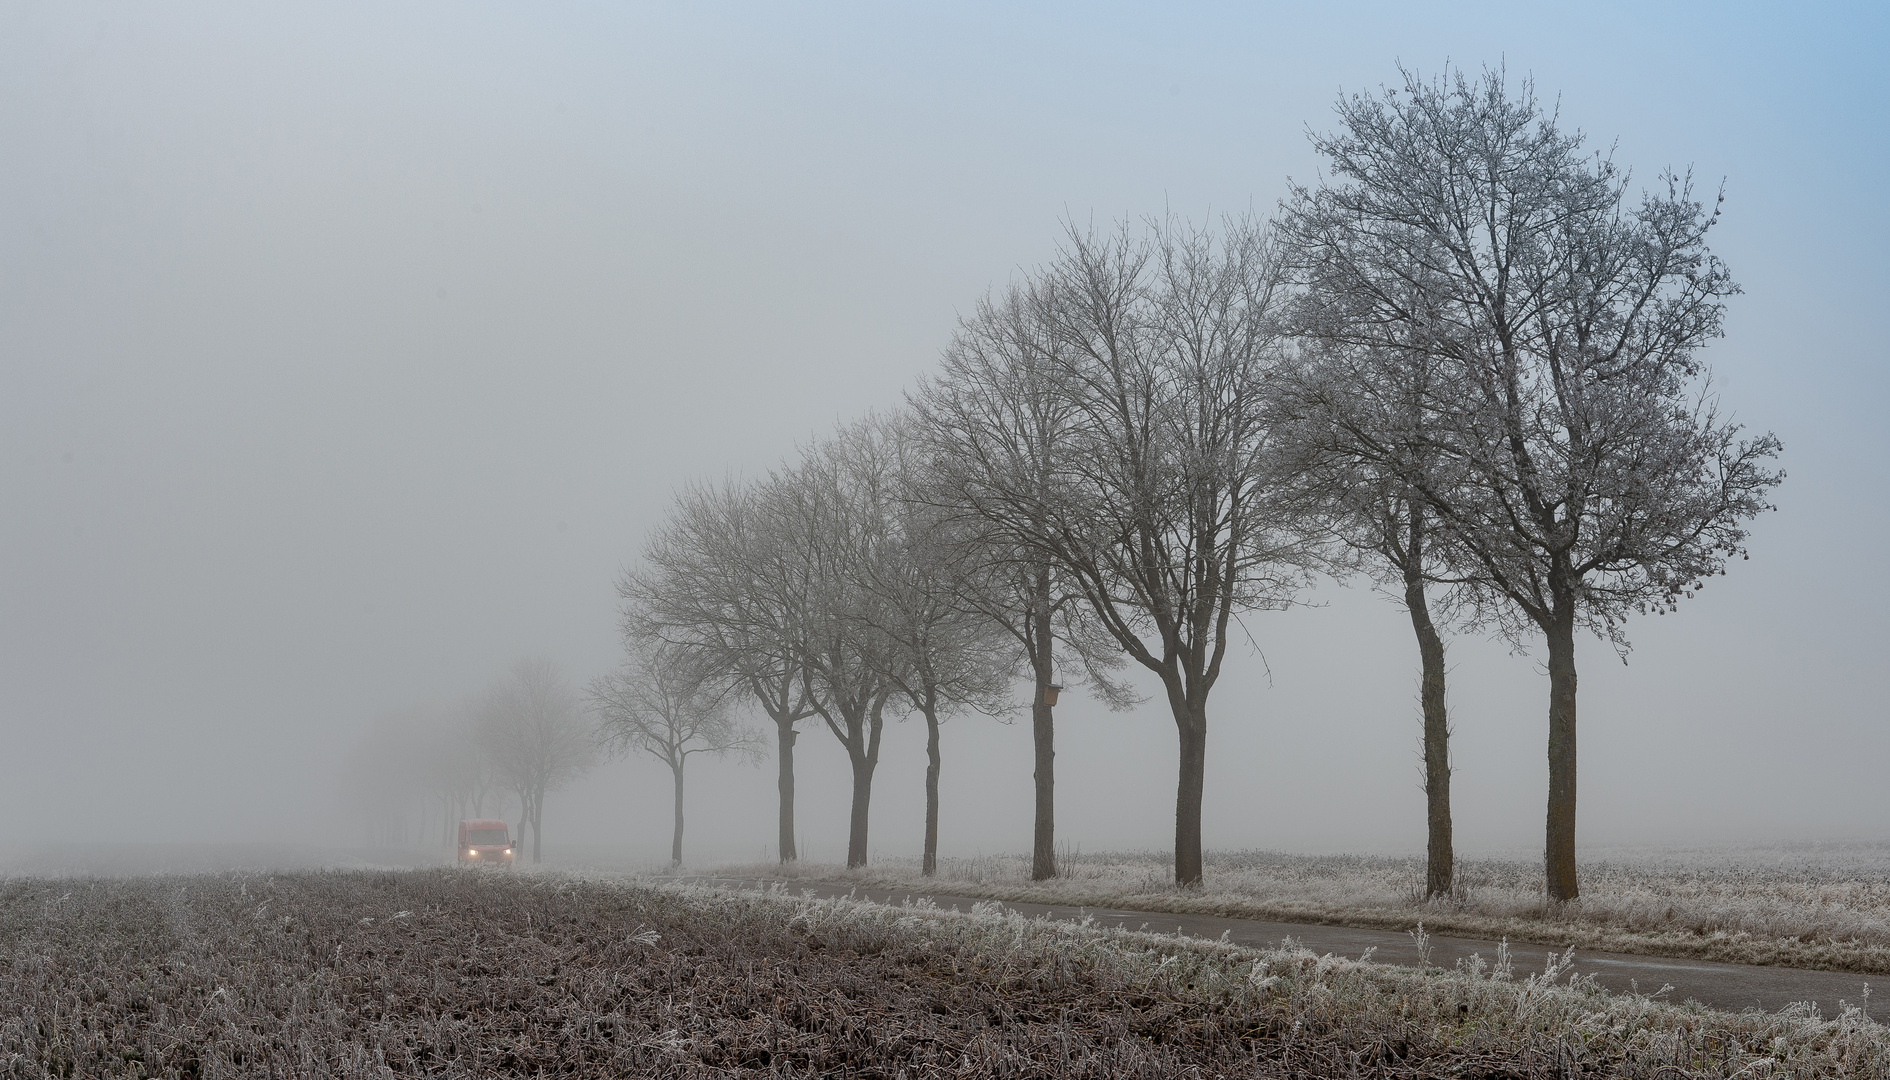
[846,415,1018,877]
[912,286,1133,881]
[590,633,763,865]
[625,480,824,862]
[1038,215,1305,887]
[1280,66,1783,901]
[761,435,899,869]
[1276,341,1471,899]
[479,657,596,863]
[926,215,1306,887]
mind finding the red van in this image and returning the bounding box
[457,819,514,866]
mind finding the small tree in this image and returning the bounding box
[479,657,597,863]
[1280,66,1783,901]
[590,633,762,866]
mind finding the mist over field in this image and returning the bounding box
[3,2,1886,875]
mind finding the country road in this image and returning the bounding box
[697,877,1878,1018]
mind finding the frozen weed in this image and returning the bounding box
[1409,920,1432,969]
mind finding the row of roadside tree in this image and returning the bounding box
[343,650,766,866]
[341,658,598,862]
[623,67,1781,903]
[342,68,1781,901]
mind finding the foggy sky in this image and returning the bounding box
[3,2,1886,866]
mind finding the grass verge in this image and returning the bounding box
[692,847,1890,976]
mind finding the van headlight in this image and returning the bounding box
[468,849,477,857]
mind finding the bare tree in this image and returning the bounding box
[923,215,1305,887]
[479,657,597,863]
[1275,342,1471,899]
[1037,215,1305,887]
[910,288,1134,881]
[590,633,763,865]
[844,415,1019,876]
[625,481,824,863]
[759,436,899,869]
[1279,66,1783,901]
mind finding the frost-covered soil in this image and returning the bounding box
[2,870,1887,1078]
[702,844,1890,976]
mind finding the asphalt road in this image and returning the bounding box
[698,877,1878,1018]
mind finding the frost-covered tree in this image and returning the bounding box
[912,286,1135,881]
[759,433,901,869]
[590,633,763,865]
[1042,216,1307,888]
[624,481,824,863]
[1276,340,1471,900]
[924,214,1308,888]
[842,415,1020,877]
[1279,66,1783,901]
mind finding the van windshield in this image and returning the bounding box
[468,830,508,846]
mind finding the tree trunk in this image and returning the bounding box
[670,761,686,867]
[1030,696,1057,880]
[1405,572,1454,900]
[532,793,544,864]
[922,706,941,877]
[846,752,875,868]
[1544,612,1579,903]
[1030,571,1058,881]
[776,721,798,862]
[1174,707,1207,887]
[843,697,886,869]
